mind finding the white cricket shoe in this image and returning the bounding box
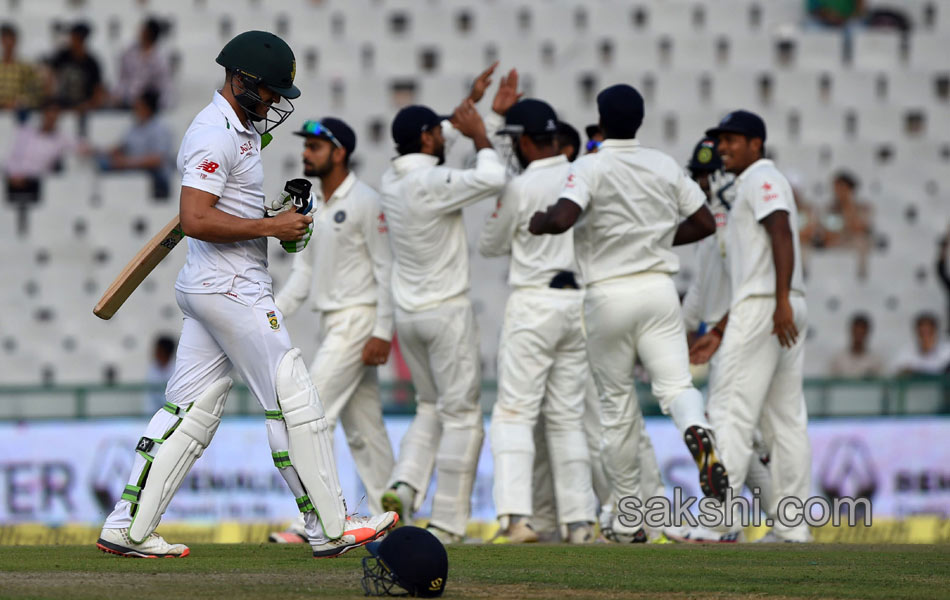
[381,483,415,525]
[269,514,308,544]
[664,525,743,544]
[426,524,464,545]
[753,530,809,543]
[96,528,190,558]
[311,512,399,558]
[491,519,539,544]
[565,522,594,544]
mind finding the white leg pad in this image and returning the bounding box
[491,420,535,518]
[277,348,346,539]
[546,426,595,525]
[128,377,232,543]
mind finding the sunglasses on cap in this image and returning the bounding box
[585,139,602,152]
[300,120,343,149]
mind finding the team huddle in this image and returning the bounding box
[94,29,811,566]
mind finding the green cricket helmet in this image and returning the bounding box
[216,30,300,135]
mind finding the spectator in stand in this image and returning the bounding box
[829,313,885,378]
[804,0,866,61]
[88,89,174,198]
[48,22,106,112]
[816,171,872,279]
[937,228,950,336]
[112,17,174,109]
[893,312,950,376]
[0,23,47,111]
[3,100,75,234]
[144,335,176,414]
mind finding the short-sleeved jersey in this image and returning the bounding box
[175,92,269,296]
[726,158,806,305]
[380,149,506,312]
[559,138,706,285]
[478,154,577,288]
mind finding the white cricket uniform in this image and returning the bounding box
[380,148,506,536]
[559,138,710,509]
[681,181,773,511]
[707,158,810,541]
[478,154,594,527]
[276,172,395,514]
[104,92,333,541]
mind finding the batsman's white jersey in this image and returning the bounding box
[105,92,348,543]
[276,172,395,514]
[479,154,594,527]
[559,138,712,509]
[709,158,810,541]
[379,148,506,537]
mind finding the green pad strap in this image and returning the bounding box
[122,485,142,504]
[265,410,284,420]
[272,451,292,469]
[163,402,182,416]
[296,494,314,514]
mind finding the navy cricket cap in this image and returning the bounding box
[362,526,448,597]
[706,110,767,142]
[688,136,722,173]
[497,98,559,136]
[294,117,356,155]
[596,84,644,137]
[391,105,449,147]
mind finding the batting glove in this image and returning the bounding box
[280,223,313,253]
[265,189,317,218]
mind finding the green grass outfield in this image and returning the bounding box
[0,544,948,599]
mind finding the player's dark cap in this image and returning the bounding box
[688,136,722,173]
[216,30,301,99]
[596,84,644,138]
[497,98,558,136]
[294,117,356,155]
[70,21,92,40]
[706,110,767,142]
[391,105,449,147]
[362,526,448,598]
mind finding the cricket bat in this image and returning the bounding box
[93,215,185,320]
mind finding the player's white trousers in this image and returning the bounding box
[584,272,707,507]
[709,295,810,541]
[390,296,484,537]
[310,305,394,514]
[104,290,338,540]
[491,288,595,526]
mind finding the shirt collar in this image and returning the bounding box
[736,158,774,184]
[211,91,250,134]
[600,138,641,150]
[392,153,440,175]
[525,154,568,171]
[324,172,357,204]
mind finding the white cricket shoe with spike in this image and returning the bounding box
[96,528,190,558]
[311,512,398,558]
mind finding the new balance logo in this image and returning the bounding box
[197,160,220,173]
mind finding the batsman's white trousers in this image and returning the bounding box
[584,272,705,509]
[709,295,810,541]
[491,288,594,526]
[310,305,395,515]
[390,296,483,537]
[104,289,331,540]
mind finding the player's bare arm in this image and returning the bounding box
[529,198,582,235]
[491,68,523,116]
[762,209,799,348]
[180,185,312,243]
[467,61,499,104]
[673,204,716,246]
[689,313,729,365]
[453,99,492,149]
[362,337,392,366]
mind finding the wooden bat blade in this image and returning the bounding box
[93,216,185,320]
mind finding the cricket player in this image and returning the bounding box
[478,99,595,544]
[691,111,810,543]
[379,100,506,544]
[268,117,396,543]
[528,84,724,542]
[96,31,396,559]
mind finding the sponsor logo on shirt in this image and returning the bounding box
[491,197,502,219]
[565,173,576,188]
[197,160,220,173]
[377,211,388,233]
[334,210,346,223]
[761,181,778,202]
[239,140,255,155]
[266,310,280,331]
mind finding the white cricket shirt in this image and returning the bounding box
[175,92,269,296]
[559,139,707,285]
[478,154,577,288]
[726,159,806,305]
[275,173,395,341]
[681,193,732,331]
[380,149,506,312]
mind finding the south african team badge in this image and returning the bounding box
[266,310,280,331]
